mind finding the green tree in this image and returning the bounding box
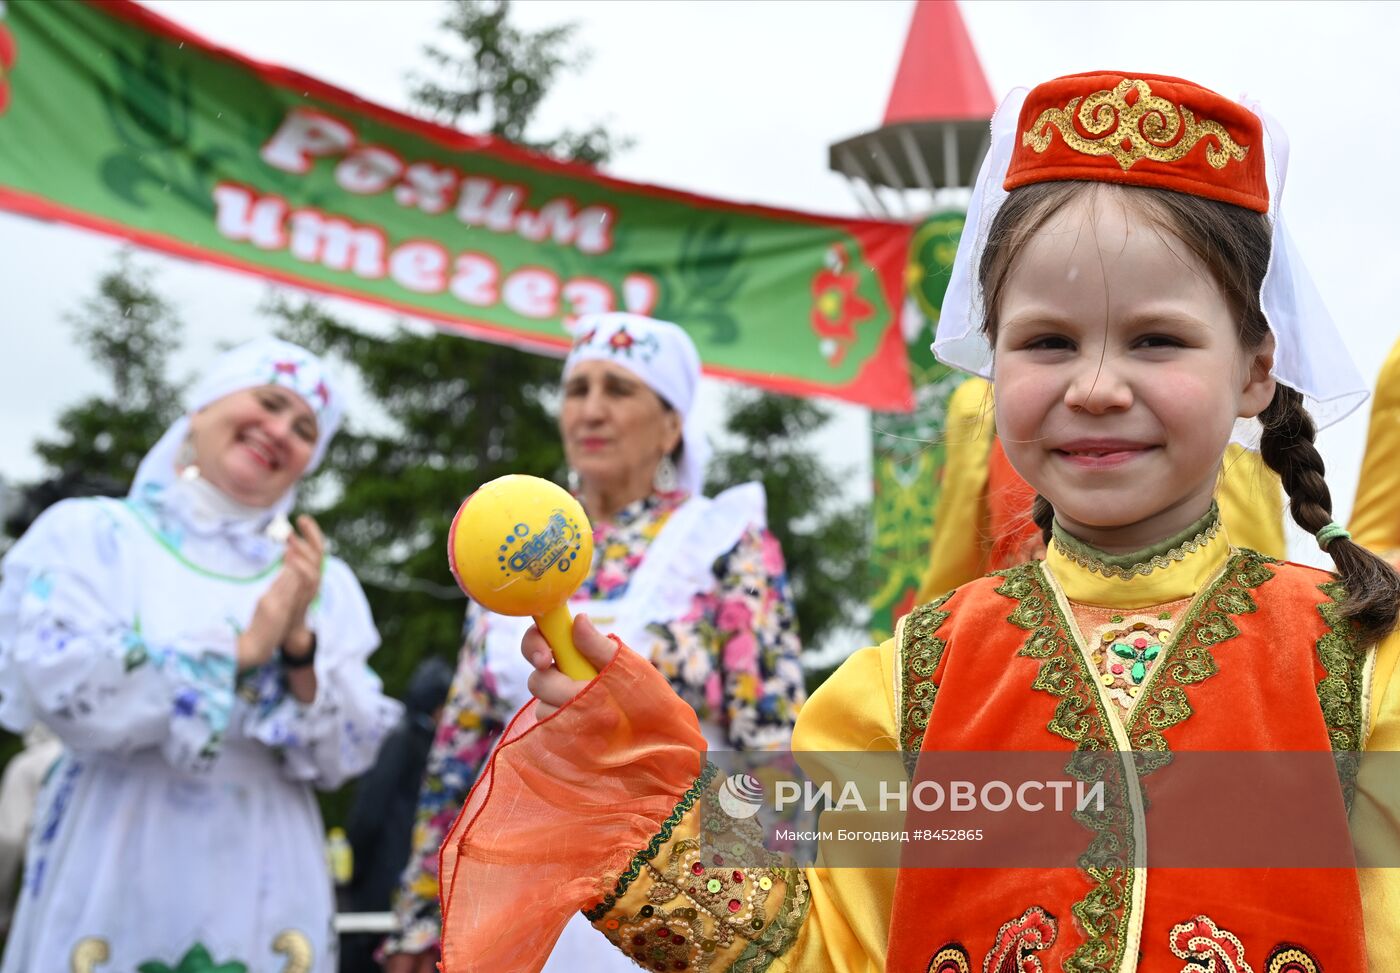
[28,250,185,500]
[706,390,870,693]
[411,0,630,164]
[270,0,624,696]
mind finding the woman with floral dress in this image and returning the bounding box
[383,313,805,973]
[0,338,400,973]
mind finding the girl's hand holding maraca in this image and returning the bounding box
[523,613,619,719]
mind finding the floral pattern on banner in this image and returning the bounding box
[387,489,806,954]
[810,244,874,365]
[0,3,16,117]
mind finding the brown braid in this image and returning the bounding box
[1031,494,1055,544]
[1259,386,1400,643]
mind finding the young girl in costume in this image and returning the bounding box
[438,71,1400,973]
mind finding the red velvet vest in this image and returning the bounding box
[886,552,1368,973]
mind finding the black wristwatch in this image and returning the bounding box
[279,633,318,670]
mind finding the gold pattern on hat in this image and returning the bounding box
[1023,78,1248,172]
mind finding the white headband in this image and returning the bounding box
[564,313,709,494]
[131,337,344,516]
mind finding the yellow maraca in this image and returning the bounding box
[448,474,597,680]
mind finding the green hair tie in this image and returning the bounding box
[1316,522,1352,549]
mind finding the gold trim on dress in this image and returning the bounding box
[273,930,313,973]
[70,938,109,973]
[1051,519,1221,581]
[1023,78,1249,173]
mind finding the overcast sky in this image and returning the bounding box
[2,0,1397,568]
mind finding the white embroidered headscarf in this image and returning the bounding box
[934,85,1368,445]
[131,337,344,526]
[563,313,709,495]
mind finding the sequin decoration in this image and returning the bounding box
[1023,78,1249,173]
[591,766,809,972]
[983,906,1057,973]
[928,943,971,973]
[1087,609,1183,715]
[1168,915,1252,973]
[1265,943,1321,973]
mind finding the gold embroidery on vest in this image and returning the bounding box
[1126,552,1274,770]
[998,563,1132,973]
[1022,78,1249,173]
[899,590,955,755]
[993,552,1274,973]
[1315,579,1367,810]
[1315,580,1366,751]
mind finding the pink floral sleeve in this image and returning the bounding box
[649,525,805,751]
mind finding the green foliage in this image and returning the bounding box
[267,298,564,697]
[136,943,247,973]
[261,0,631,702]
[32,250,186,493]
[705,389,870,693]
[410,0,630,164]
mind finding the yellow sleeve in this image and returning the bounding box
[1217,443,1286,559]
[785,640,900,973]
[917,377,995,603]
[1351,339,1400,556]
[1354,625,1400,968]
[589,641,899,973]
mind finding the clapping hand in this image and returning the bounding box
[237,515,325,670]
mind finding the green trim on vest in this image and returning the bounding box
[1050,501,1221,580]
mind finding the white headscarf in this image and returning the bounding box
[563,313,710,494]
[933,86,1368,445]
[131,337,344,525]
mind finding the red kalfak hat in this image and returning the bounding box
[1004,71,1269,213]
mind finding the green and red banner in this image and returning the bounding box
[0,0,915,409]
[868,211,967,642]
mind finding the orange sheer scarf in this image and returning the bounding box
[438,638,706,972]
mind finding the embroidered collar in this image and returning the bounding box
[1046,503,1230,609]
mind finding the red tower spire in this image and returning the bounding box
[883,0,994,125]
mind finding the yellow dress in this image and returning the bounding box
[1351,337,1400,564]
[917,377,1286,602]
[591,520,1400,972]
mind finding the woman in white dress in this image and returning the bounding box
[383,313,807,973]
[0,338,401,973]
